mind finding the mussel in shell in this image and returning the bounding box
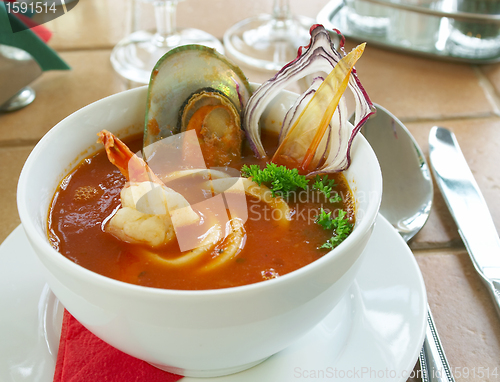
[144,45,252,167]
[178,87,244,167]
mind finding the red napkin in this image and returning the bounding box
[2,0,53,42]
[54,310,184,382]
[14,12,53,42]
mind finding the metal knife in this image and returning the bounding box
[429,126,500,317]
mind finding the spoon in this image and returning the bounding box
[361,104,433,240]
[361,104,455,382]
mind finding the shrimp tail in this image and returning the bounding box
[97,130,155,183]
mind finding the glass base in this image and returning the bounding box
[223,14,316,72]
[0,87,36,112]
[345,0,389,37]
[346,12,389,36]
[111,28,224,84]
[447,28,500,59]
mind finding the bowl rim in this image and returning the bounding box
[17,86,382,298]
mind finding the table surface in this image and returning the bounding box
[1,0,500,381]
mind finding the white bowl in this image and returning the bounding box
[17,86,382,377]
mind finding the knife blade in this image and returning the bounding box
[429,126,500,317]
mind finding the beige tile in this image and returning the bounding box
[351,45,495,121]
[177,0,323,40]
[407,361,424,382]
[480,63,500,102]
[36,0,129,51]
[0,50,127,143]
[409,182,462,249]
[39,0,326,51]
[398,117,500,249]
[415,250,500,381]
[0,146,34,243]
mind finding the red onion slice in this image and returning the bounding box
[243,24,374,174]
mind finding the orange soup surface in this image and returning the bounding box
[48,133,355,290]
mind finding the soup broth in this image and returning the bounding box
[48,133,355,290]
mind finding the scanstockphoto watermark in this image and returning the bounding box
[293,366,408,379]
[293,366,500,380]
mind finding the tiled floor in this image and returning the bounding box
[2,1,500,381]
[416,251,500,379]
[354,46,496,121]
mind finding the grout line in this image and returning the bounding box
[472,66,500,117]
[412,246,468,256]
[410,239,466,252]
[52,46,115,53]
[399,112,499,125]
[0,139,40,149]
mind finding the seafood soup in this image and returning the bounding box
[48,132,355,290]
[47,26,374,291]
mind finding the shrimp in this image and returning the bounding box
[98,129,164,184]
[201,218,246,272]
[97,130,199,247]
[106,207,175,248]
[97,131,288,270]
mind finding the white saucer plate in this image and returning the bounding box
[0,215,426,382]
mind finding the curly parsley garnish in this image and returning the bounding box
[240,163,309,198]
[312,175,342,203]
[315,208,353,250]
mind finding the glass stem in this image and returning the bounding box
[153,0,178,46]
[272,0,291,21]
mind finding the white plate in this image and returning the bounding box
[0,215,426,382]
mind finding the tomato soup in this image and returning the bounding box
[48,133,355,290]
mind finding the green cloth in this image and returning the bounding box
[0,2,70,71]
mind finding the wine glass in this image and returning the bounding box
[223,0,315,71]
[111,0,224,84]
